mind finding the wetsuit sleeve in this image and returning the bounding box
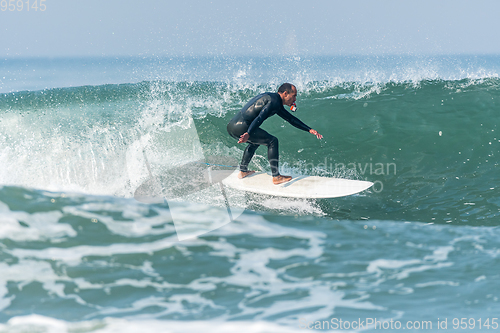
[277,109,312,132]
[246,102,273,135]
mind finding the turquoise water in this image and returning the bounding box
[0,56,500,332]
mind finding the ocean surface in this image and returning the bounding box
[1,55,500,332]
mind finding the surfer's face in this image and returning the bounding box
[281,86,297,106]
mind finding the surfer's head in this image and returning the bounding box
[278,83,297,107]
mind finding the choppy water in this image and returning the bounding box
[0,55,499,332]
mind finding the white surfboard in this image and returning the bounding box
[222,171,373,198]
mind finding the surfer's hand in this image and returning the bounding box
[238,132,249,143]
[309,129,323,139]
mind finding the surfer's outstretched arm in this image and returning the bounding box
[309,129,323,139]
[277,108,323,139]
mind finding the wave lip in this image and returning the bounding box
[2,55,500,93]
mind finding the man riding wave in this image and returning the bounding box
[227,83,323,185]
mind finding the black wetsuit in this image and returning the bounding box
[227,92,311,177]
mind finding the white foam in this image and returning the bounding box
[0,315,311,333]
[423,245,454,261]
[62,202,176,238]
[393,262,454,280]
[0,260,89,312]
[0,201,75,242]
[366,243,455,281]
[9,235,179,266]
[257,197,325,216]
[366,259,422,275]
[415,281,460,288]
[5,214,385,325]
[210,214,326,241]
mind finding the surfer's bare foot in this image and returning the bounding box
[238,170,256,179]
[273,175,292,185]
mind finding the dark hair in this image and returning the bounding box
[278,83,295,94]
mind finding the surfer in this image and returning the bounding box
[227,83,323,185]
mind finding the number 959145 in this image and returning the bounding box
[1,0,46,11]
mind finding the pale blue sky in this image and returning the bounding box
[1,0,499,57]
